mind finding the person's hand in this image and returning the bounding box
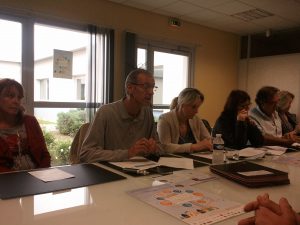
[238,194,298,225]
[280,135,296,146]
[191,138,212,152]
[284,131,297,141]
[146,138,158,154]
[237,109,249,121]
[238,193,271,225]
[246,117,257,126]
[238,193,280,225]
[128,138,152,158]
[293,136,300,144]
[128,138,158,158]
[254,198,298,225]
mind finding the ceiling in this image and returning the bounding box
[107,0,300,35]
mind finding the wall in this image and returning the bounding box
[0,0,239,124]
[239,53,300,119]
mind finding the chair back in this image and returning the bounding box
[202,119,212,134]
[69,123,90,164]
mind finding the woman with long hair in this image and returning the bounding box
[277,91,298,135]
[213,90,263,149]
[0,78,51,172]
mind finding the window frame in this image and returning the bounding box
[0,13,112,120]
[136,37,195,110]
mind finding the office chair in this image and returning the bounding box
[69,123,90,164]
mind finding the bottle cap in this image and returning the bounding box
[216,134,222,137]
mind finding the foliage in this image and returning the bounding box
[43,130,55,147]
[57,109,85,136]
[42,109,85,166]
[42,129,72,166]
[50,140,72,166]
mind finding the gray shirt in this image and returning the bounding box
[80,99,161,162]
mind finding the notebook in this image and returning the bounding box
[210,161,289,188]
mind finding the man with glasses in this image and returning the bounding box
[80,68,162,162]
[249,86,295,146]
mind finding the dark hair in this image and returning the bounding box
[124,68,153,95]
[170,88,204,110]
[222,90,250,115]
[0,78,24,124]
[255,86,279,108]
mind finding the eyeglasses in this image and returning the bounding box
[265,100,278,105]
[131,83,158,92]
[239,102,252,109]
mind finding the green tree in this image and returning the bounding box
[57,109,85,136]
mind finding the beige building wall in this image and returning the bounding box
[0,0,239,125]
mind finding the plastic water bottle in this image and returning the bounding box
[212,134,224,164]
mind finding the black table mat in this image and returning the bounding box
[0,164,126,200]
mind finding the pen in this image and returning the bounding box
[123,168,149,175]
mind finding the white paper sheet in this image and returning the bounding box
[158,157,194,170]
[128,184,244,225]
[192,152,213,159]
[292,143,300,147]
[154,169,216,186]
[239,148,266,158]
[263,146,287,155]
[29,168,75,182]
[237,170,273,176]
[110,159,158,171]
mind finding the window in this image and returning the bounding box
[0,19,21,82]
[0,16,113,166]
[137,40,193,121]
[38,78,49,100]
[76,78,86,100]
[137,48,147,69]
[153,51,189,106]
[34,24,89,103]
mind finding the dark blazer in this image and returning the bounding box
[213,111,264,149]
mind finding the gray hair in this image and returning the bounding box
[170,88,204,110]
[124,68,153,95]
[277,91,294,111]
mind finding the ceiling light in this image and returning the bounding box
[265,29,271,37]
[231,9,274,21]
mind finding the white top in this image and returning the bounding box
[249,106,282,137]
[157,110,210,153]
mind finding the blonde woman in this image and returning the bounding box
[277,91,298,135]
[157,88,212,153]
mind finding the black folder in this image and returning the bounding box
[210,161,290,188]
[99,154,207,177]
[0,164,126,200]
